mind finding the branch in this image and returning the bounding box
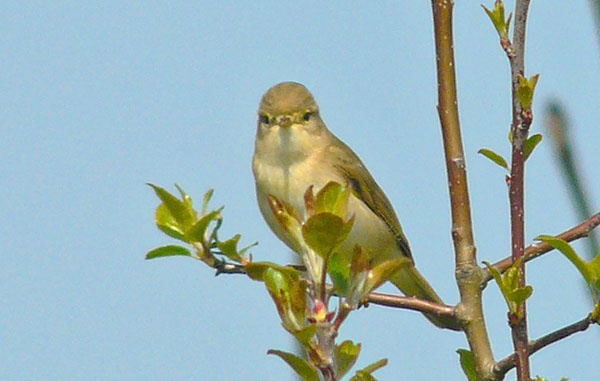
[366,291,458,321]
[215,261,460,326]
[507,1,532,379]
[486,211,600,282]
[493,315,595,378]
[431,0,495,377]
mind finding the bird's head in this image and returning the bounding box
[255,82,328,162]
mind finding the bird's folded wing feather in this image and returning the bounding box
[329,134,413,260]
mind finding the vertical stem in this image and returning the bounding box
[545,103,600,259]
[508,1,532,380]
[431,1,495,379]
[591,0,600,51]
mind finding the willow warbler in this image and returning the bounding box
[252,82,455,329]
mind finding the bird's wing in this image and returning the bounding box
[329,134,413,260]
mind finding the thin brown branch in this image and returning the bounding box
[507,1,532,379]
[431,0,495,377]
[367,291,458,322]
[486,211,600,282]
[215,261,460,327]
[493,315,595,378]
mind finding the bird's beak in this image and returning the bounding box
[276,115,293,128]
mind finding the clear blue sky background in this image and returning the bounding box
[2,1,599,380]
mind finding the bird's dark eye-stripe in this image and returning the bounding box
[303,112,313,122]
[259,114,270,124]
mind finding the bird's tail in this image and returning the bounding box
[390,265,461,331]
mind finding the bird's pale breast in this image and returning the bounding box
[253,150,399,262]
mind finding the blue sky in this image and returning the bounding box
[2,1,599,380]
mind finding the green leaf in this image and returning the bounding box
[216,234,243,263]
[315,181,350,218]
[510,285,533,305]
[267,350,319,381]
[478,148,509,171]
[291,324,317,346]
[336,340,361,379]
[145,245,192,260]
[535,235,592,284]
[516,74,540,110]
[482,1,511,39]
[457,349,477,381]
[245,262,301,282]
[263,267,293,319]
[148,184,197,231]
[483,261,503,289]
[524,134,542,161]
[288,275,308,321]
[175,183,193,208]
[267,195,303,241]
[589,251,600,270]
[484,260,532,316]
[155,203,185,240]
[263,267,287,294]
[302,213,350,257]
[350,358,388,381]
[358,358,387,375]
[184,210,221,243]
[504,258,523,292]
[238,241,259,258]
[329,249,352,295]
[202,188,214,215]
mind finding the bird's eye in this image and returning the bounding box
[303,112,313,122]
[259,114,270,125]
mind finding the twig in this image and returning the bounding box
[507,1,532,379]
[486,211,600,282]
[214,260,460,326]
[214,261,247,275]
[431,0,495,377]
[367,292,458,322]
[493,315,595,378]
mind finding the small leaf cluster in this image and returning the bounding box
[146,182,390,379]
[146,184,256,267]
[516,74,540,111]
[484,259,533,322]
[478,133,542,172]
[482,0,512,51]
[254,182,391,380]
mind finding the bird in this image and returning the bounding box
[252,81,457,329]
